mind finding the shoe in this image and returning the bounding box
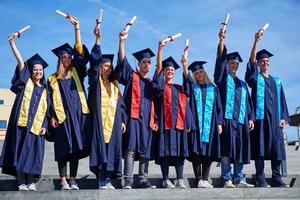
[163,179,175,188]
[235,180,254,188]
[123,179,133,189]
[18,184,28,191]
[202,180,213,188]
[70,183,79,190]
[272,178,290,188]
[27,183,37,191]
[174,179,186,189]
[257,181,271,188]
[61,181,71,190]
[138,179,156,189]
[105,182,115,190]
[197,180,204,188]
[224,180,235,188]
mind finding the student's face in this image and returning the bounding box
[139,58,151,74]
[194,69,205,82]
[228,60,239,73]
[101,62,112,77]
[32,64,44,81]
[60,53,72,68]
[164,66,175,81]
[258,58,270,72]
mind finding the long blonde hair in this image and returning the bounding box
[192,70,213,84]
[55,59,73,80]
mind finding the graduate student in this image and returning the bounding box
[182,57,223,188]
[88,24,127,190]
[153,40,192,189]
[214,29,255,188]
[0,34,48,191]
[48,16,90,190]
[114,30,159,189]
[245,30,290,188]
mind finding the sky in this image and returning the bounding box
[0,0,299,141]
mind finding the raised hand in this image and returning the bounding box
[119,30,128,41]
[218,29,226,41]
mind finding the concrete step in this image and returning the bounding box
[0,186,300,200]
[0,174,299,191]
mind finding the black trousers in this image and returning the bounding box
[191,155,212,181]
[57,157,79,177]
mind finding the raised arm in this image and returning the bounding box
[250,30,263,64]
[118,30,128,63]
[218,29,225,58]
[214,29,228,85]
[8,35,24,72]
[245,31,263,87]
[156,39,167,76]
[88,25,102,85]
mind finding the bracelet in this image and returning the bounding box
[75,28,80,31]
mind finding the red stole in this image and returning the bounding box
[131,72,140,119]
[131,71,155,129]
[163,84,187,131]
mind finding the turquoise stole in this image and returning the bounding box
[256,73,281,123]
[225,74,247,124]
[192,83,215,143]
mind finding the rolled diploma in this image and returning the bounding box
[262,23,269,31]
[184,39,189,59]
[124,16,137,33]
[97,9,103,28]
[162,33,182,43]
[9,25,31,40]
[221,13,230,31]
[56,10,77,22]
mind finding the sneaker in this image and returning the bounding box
[272,178,290,188]
[235,180,254,188]
[163,179,175,188]
[61,181,71,190]
[138,179,156,189]
[27,183,37,191]
[224,180,235,188]
[69,179,79,190]
[99,185,108,190]
[174,179,186,189]
[18,184,28,191]
[105,182,115,190]
[202,180,213,188]
[123,179,133,189]
[257,181,271,188]
[197,180,204,188]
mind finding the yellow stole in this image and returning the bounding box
[100,77,119,143]
[48,67,89,124]
[17,79,47,135]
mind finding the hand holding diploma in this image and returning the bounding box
[8,25,31,41]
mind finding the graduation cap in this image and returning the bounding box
[26,53,48,71]
[188,61,207,72]
[132,48,155,62]
[162,56,180,70]
[51,43,75,57]
[256,49,273,61]
[101,54,114,64]
[226,52,243,62]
